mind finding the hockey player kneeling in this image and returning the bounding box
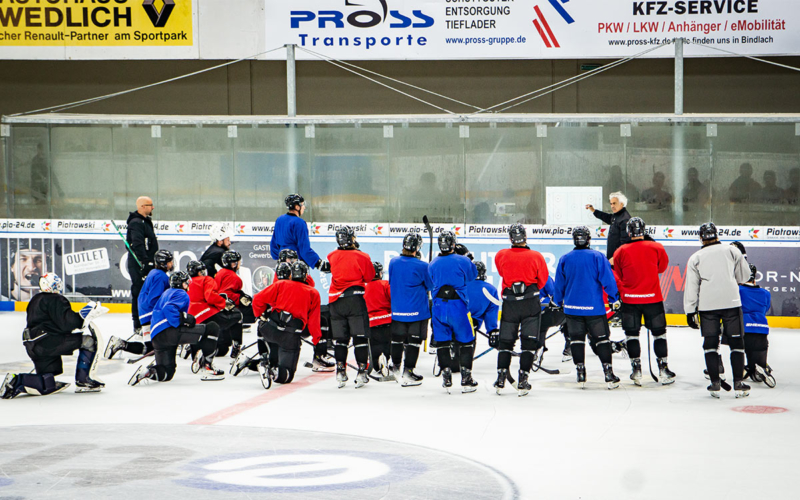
[186,260,243,359]
[328,226,375,389]
[493,223,549,397]
[684,222,751,398]
[429,231,479,394]
[215,250,255,358]
[244,261,322,389]
[612,217,674,386]
[1,274,108,399]
[552,227,622,390]
[128,272,224,386]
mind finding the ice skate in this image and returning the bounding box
[576,363,587,389]
[312,354,335,372]
[461,368,478,393]
[562,345,572,362]
[657,357,675,385]
[128,365,155,387]
[336,362,348,389]
[493,368,507,395]
[401,367,423,387]
[0,374,18,399]
[200,360,224,381]
[756,365,775,388]
[611,339,628,358]
[630,358,643,386]
[603,363,620,390]
[230,342,242,360]
[441,367,453,394]
[355,363,369,388]
[104,336,127,360]
[230,351,255,376]
[517,370,531,397]
[179,344,192,360]
[257,361,272,390]
[707,380,721,398]
[191,350,203,374]
[734,381,750,398]
[75,377,104,393]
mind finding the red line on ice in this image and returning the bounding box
[189,371,331,425]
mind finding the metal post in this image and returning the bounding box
[286,44,297,118]
[674,38,684,115]
[672,37,685,224]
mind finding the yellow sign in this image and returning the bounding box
[0,0,193,46]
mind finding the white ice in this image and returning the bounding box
[0,311,797,499]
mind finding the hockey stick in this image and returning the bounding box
[422,215,433,353]
[482,287,502,307]
[646,329,659,382]
[127,350,154,364]
[110,220,143,270]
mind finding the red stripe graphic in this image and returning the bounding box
[535,5,560,48]
[532,19,551,48]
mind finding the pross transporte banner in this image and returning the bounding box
[0,0,193,46]
[262,0,800,60]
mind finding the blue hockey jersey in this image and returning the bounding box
[269,213,321,268]
[467,279,499,332]
[539,276,555,311]
[739,284,771,334]
[150,288,190,339]
[388,255,433,322]
[429,253,477,306]
[553,248,618,316]
[137,269,170,325]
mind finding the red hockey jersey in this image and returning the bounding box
[494,247,549,292]
[613,239,669,304]
[187,275,226,323]
[327,249,374,303]
[215,268,243,305]
[252,279,322,343]
[365,279,392,328]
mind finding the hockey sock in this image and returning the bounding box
[753,349,768,370]
[703,352,720,383]
[437,341,453,368]
[268,342,280,366]
[353,337,369,365]
[652,330,668,358]
[458,342,474,370]
[155,364,176,382]
[497,350,513,370]
[596,339,613,365]
[314,341,327,357]
[404,343,420,369]
[391,342,404,367]
[334,342,349,364]
[519,351,535,372]
[257,339,269,356]
[570,337,586,365]
[124,341,146,355]
[624,331,641,358]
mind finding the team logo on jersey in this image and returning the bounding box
[748,228,760,239]
[41,221,51,231]
[595,227,607,237]
[370,225,385,235]
[663,227,675,238]
[237,224,246,234]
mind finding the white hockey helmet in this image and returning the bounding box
[210,223,233,242]
[39,273,64,294]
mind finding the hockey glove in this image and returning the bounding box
[487,329,500,348]
[548,301,562,313]
[611,300,622,312]
[317,259,331,273]
[240,293,252,307]
[141,262,154,281]
[686,312,700,330]
[181,312,197,328]
[454,244,472,259]
[225,299,236,311]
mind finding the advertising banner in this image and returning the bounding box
[263,0,800,60]
[2,219,798,318]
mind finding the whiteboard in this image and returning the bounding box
[546,187,603,226]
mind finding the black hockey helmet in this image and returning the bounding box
[699,222,718,241]
[290,261,309,282]
[284,193,305,210]
[221,250,242,269]
[186,260,206,278]
[402,233,422,253]
[475,261,487,281]
[731,241,747,257]
[335,225,356,249]
[509,223,527,245]
[276,262,292,280]
[372,261,384,280]
[170,271,191,289]
[278,248,298,263]
[154,249,174,270]
[573,226,591,248]
[438,231,457,253]
[748,263,758,282]
[627,217,646,238]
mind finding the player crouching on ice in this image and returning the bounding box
[232,261,322,389]
[552,226,622,389]
[739,264,775,387]
[128,272,224,386]
[684,222,752,398]
[429,231,479,394]
[1,274,108,399]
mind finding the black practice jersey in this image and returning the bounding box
[26,293,84,336]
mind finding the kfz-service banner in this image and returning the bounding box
[0,0,193,46]
[263,0,799,60]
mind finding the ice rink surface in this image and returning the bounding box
[0,311,796,500]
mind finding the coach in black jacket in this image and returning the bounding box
[126,196,159,333]
[586,191,631,264]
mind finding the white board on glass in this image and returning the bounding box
[546,187,603,226]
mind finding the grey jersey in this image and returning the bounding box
[684,242,750,313]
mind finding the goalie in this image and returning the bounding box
[1,274,108,399]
